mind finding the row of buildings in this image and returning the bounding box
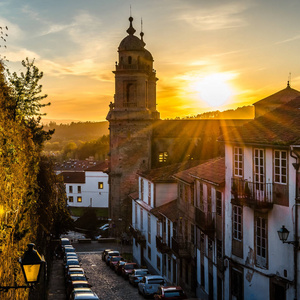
[103,17,300,300]
[58,16,300,299]
[129,96,300,300]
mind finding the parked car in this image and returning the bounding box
[61,237,71,246]
[109,256,123,269]
[128,269,150,286]
[66,274,88,286]
[70,292,100,300]
[99,223,109,230]
[138,275,166,298]
[121,262,139,279]
[65,268,85,282]
[154,286,188,299]
[66,281,92,299]
[65,259,81,272]
[115,260,127,275]
[69,287,93,300]
[102,249,113,261]
[105,251,120,265]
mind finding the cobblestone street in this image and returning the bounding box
[48,241,145,300]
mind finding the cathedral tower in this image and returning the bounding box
[106,17,160,223]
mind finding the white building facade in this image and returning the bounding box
[62,163,109,208]
[222,98,300,300]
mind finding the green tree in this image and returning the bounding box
[6,58,54,147]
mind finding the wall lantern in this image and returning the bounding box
[0,243,45,292]
[277,225,299,247]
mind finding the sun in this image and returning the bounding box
[191,73,233,107]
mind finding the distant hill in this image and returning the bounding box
[194,105,254,119]
[44,121,109,143]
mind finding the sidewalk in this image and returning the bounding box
[47,258,65,300]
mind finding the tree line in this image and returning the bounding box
[0,59,73,300]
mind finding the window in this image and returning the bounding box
[68,196,74,202]
[216,191,222,216]
[190,224,195,244]
[274,150,287,184]
[201,263,205,287]
[77,196,82,203]
[231,269,243,300]
[148,182,151,205]
[141,179,144,201]
[254,148,265,192]
[148,246,151,260]
[69,186,73,193]
[140,208,143,230]
[128,56,132,64]
[98,182,103,189]
[199,182,204,211]
[157,221,161,237]
[217,239,222,260]
[135,203,138,226]
[77,186,81,193]
[207,187,212,213]
[233,205,242,241]
[148,213,151,244]
[200,231,205,253]
[157,255,161,271]
[256,215,268,268]
[158,151,168,163]
[234,147,243,177]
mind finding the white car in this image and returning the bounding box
[138,275,166,297]
[99,223,109,230]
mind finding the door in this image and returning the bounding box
[254,148,265,201]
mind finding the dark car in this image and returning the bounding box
[154,286,188,299]
[115,260,127,275]
[109,256,123,269]
[128,269,150,286]
[102,249,113,261]
[121,262,138,279]
[105,251,120,265]
[66,274,88,286]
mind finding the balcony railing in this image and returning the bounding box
[231,178,273,210]
[171,236,194,259]
[195,208,215,235]
[156,234,171,254]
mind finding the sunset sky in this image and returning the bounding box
[1,0,300,123]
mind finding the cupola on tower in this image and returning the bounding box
[106,17,160,224]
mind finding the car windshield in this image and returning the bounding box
[164,290,184,297]
[111,257,122,261]
[136,270,149,276]
[148,279,164,284]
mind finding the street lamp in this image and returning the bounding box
[277,225,299,247]
[0,243,45,292]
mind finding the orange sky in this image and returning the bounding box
[1,0,300,123]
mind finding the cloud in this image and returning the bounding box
[178,2,249,31]
[276,34,300,45]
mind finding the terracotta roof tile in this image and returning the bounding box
[219,97,300,146]
[151,200,178,222]
[174,157,225,186]
[61,172,85,183]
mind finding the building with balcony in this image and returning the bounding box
[220,97,300,300]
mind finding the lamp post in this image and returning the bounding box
[277,225,299,247]
[0,243,45,292]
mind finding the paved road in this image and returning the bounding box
[48,241,145,300]
[78,251,144,300]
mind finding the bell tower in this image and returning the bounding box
[106,17,160,224]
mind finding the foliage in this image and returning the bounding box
[74,207,99,238]
[0,61,71,299]
[6,58,54,148]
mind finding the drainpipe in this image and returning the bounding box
[290,146,300,300]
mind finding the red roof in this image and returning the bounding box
[61,172,85,183]
[219,97,300,146]
[151,200,178,222]
[85,161,109,172]
[174,157,225,186]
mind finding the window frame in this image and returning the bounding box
[98,182,103,189]
[232,205,242,241]
[274,150,287,184]
[255,214,268,269]
[77,196,82,203]
[233,146,244,177]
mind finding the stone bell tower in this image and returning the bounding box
[106,16,160,224]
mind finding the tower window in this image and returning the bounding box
[128,56,132,64]
[158,152,168,163]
